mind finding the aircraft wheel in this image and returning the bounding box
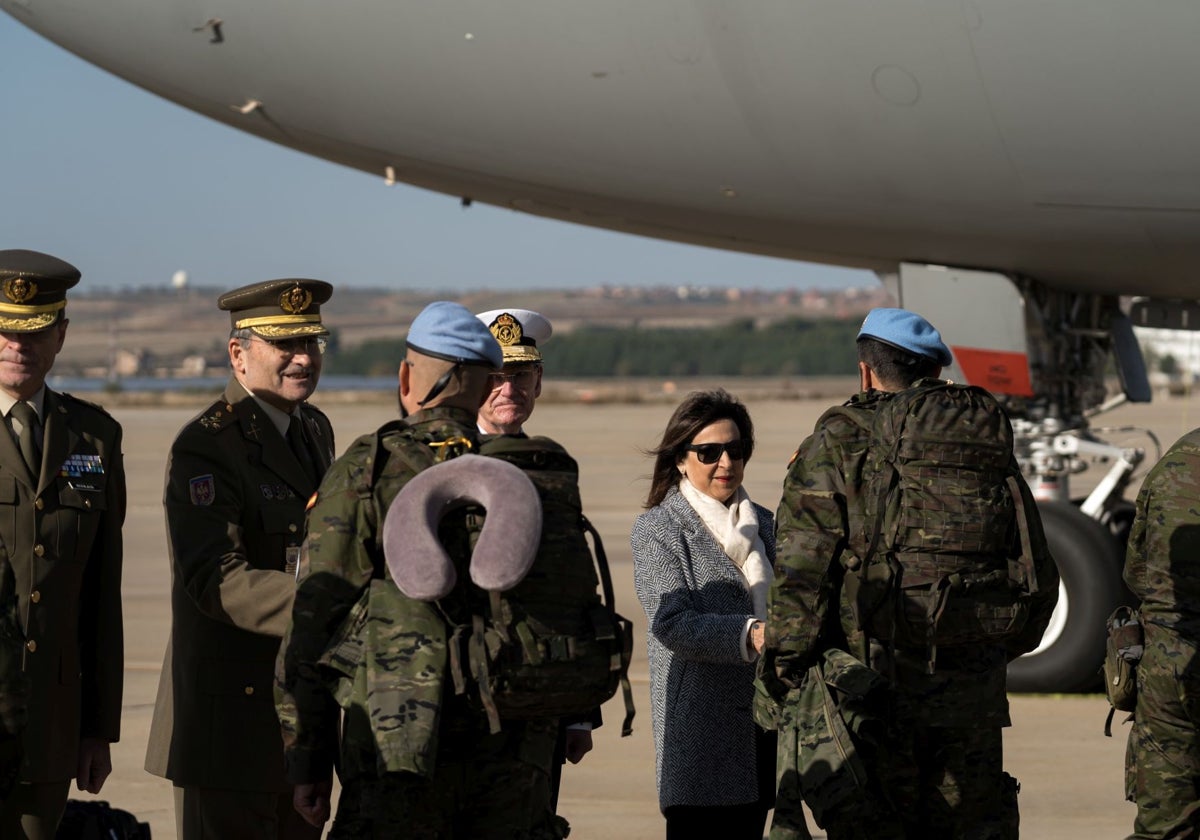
[1006,501,1125,693]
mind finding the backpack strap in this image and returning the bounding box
[1006,474,1038,596]
[583,515,636,737]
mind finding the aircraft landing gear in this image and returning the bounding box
[1005,501,1124,693]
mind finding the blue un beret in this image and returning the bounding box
[857,308,953,367]
[406,301,503,369]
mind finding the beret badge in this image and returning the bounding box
[3,277,37,305]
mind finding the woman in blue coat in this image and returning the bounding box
[632,389,776,840]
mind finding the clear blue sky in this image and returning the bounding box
[1,15,876,293]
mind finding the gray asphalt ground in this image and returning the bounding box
[86,386,1200,838]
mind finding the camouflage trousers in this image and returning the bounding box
[813,724,1014,840]
[330,717,568,840]
[1125,624,1200,839]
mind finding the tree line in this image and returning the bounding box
[325,317,861,377]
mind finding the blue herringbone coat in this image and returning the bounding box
[631,486,776,812]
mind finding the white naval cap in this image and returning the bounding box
[475,308,553,365]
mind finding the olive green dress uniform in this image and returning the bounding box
[145,377,333,790]
[5,390,125,783]
[0,251,126,838]
[145,278,335,839]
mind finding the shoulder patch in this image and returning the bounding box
[189,474,216,506]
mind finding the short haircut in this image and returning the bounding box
[857,336,941,390]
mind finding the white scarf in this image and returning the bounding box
[678,478,773,620]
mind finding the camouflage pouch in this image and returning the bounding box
[1104,605,1143,735]
[792,650,885,826]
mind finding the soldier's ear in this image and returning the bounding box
[398,359,411,396]
[858,361,874,393]
[229,337,247,374]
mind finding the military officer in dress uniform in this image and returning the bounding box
[474,308,550,436]
[145,278,335,840]
[475,308,602,812]
[0,250,126,840]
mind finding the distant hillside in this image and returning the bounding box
[54,284,891,379]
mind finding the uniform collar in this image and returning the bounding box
[0,385,46,420]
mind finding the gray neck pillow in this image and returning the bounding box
[382,454,543,601]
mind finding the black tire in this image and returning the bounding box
[1006,501,1125,693]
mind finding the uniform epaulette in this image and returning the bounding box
[301,401,330,422]
[194,400,239,434]
[59,392,116,419]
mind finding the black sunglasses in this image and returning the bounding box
[684,440,746,464]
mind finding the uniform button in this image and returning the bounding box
[288,524,298,533]
[29,590,40,604]
[33,498,43,510]
[32,544,44,557]
[244,686,255,696]
[25,640,35,653]
[84,499,92,509]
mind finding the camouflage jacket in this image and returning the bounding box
[763,384,1053,727]
[1125,426,1200,640]
[275,406,483,785]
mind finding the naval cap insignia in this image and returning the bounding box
[3,277,38,305]
[280,285,313,315]
[488,312,522,347]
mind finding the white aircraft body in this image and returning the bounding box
[6,0,1199,691]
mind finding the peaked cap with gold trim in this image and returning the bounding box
[0,249,81,332]
[475,308,552,365]
[218,278,333,339]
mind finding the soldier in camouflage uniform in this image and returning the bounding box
[761,308,1057,840]
[1124,427,1200,839]
[276,301,565,839]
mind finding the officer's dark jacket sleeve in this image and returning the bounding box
[164,417,296,637]
[763,407,868,693]
[276,435,377,784]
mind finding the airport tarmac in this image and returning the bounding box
[85,386,1199,838]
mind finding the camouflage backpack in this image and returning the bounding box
[469,434,634,735]
[842,381,1040,667]
[357,426,634,736]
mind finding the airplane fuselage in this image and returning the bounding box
[6,0,1200,297]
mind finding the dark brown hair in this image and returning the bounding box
[856,336,941,390]
[644,389,754,509]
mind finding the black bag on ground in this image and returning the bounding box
[56,799,151,840]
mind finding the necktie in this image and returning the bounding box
[287,416,319,486]
[10,401,40,479]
